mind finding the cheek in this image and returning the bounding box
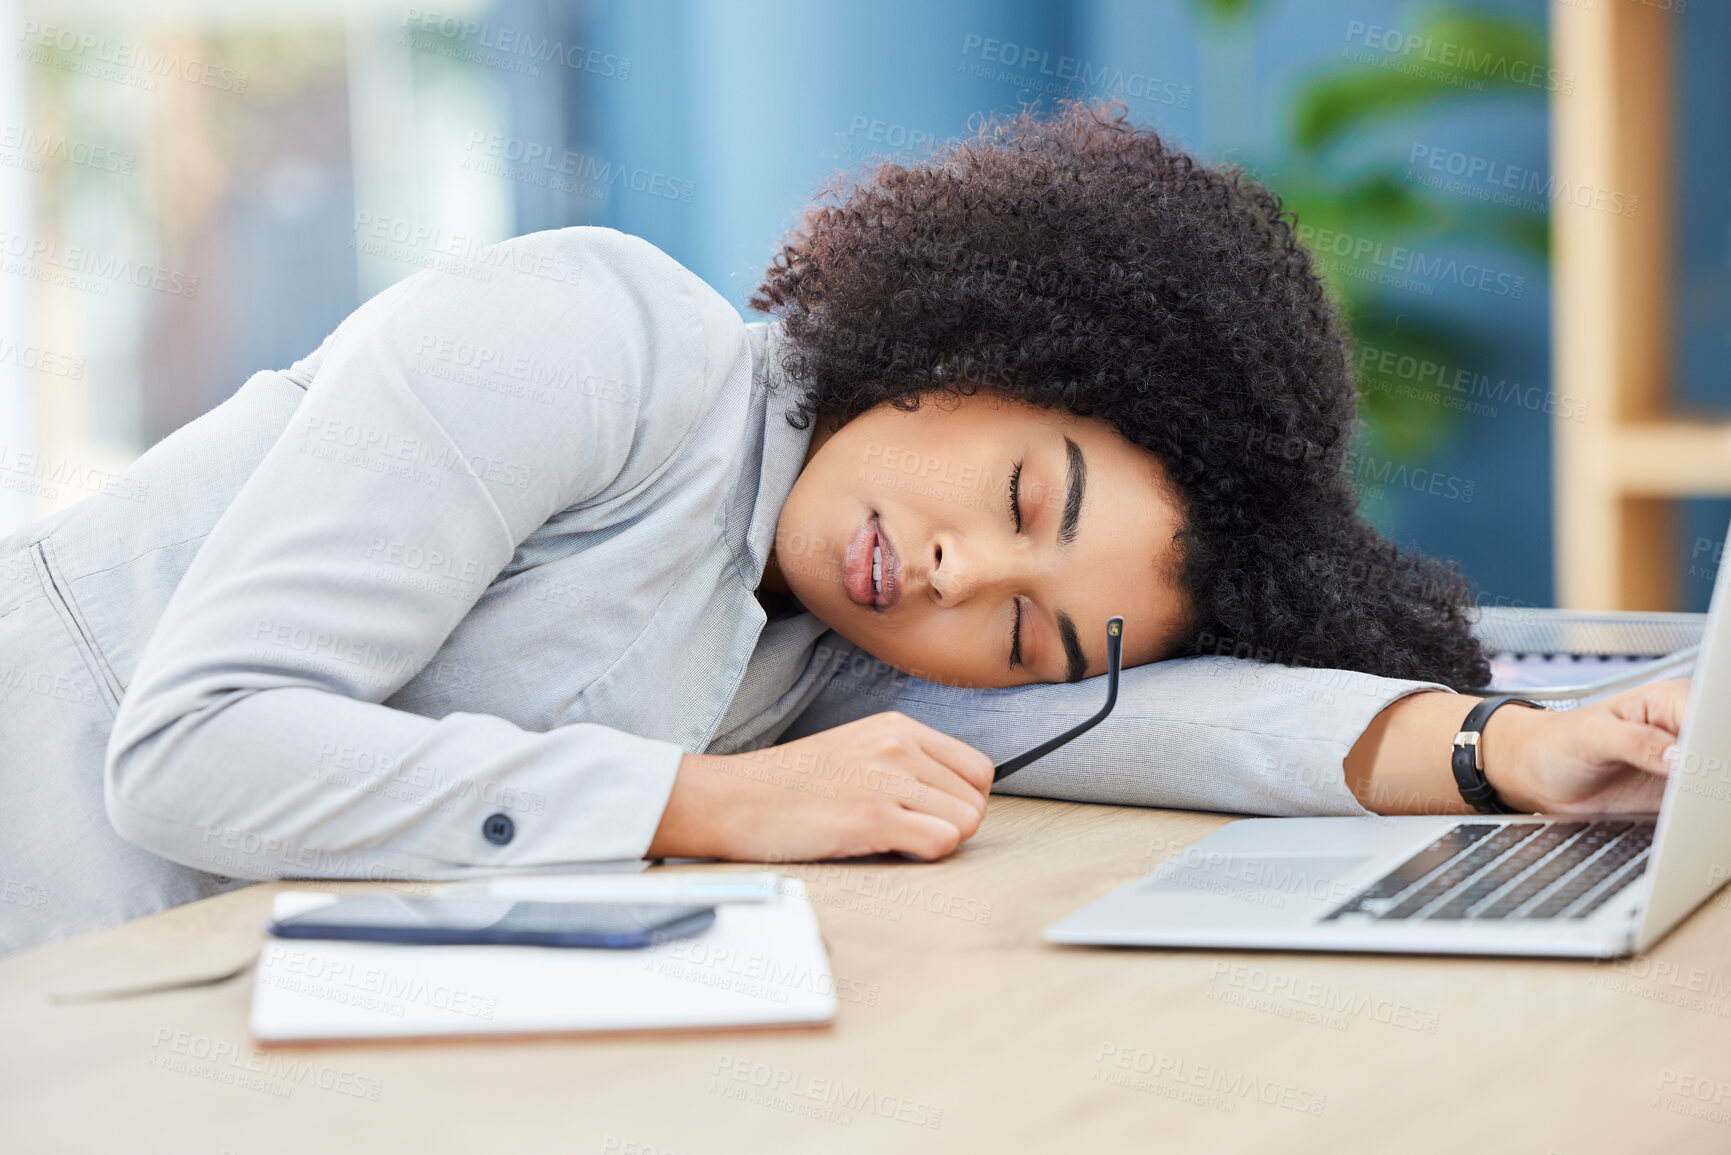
[772,494,841,589]
[855,430,985,500]
[855,615,1004,687]
[777,531,842,591]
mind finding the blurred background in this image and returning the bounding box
[0,0,1725,610]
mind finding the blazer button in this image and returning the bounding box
[482,813,515,846]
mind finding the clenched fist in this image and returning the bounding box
[646,711,995,863]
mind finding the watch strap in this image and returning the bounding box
[1451,696,1546,815]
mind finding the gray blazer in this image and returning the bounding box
[0,227,1444,956]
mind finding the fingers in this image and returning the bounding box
[843,713,988,817]
[882,809,967,862]
[895,753,987,817]
[1606,678,1691,736]
[854,716,987,846]
[1586,713,1678,779]
[883,712,996,795]
[709,715,993,865]
[883,763,984,838]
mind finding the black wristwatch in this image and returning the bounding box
[1451,696,1547,814]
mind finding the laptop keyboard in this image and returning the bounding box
[1323,819,1655,922]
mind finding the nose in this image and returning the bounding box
[926,533,965,604]
[926,532,1014,606]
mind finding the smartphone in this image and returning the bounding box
[267,896,716,949]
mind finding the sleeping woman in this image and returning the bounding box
[0,101,1685,954]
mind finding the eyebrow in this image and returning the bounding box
[1055,611,1087,684]
[1052,437,1089,682]
[1058,436,1085,549]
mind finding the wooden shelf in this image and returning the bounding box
[1550,0,1722,610]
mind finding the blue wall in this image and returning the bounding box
[527,0,1718,612]
[1674,0,1731,611]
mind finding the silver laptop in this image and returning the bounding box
[1047,556,1731,960]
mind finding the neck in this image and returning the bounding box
[757,551,791,595]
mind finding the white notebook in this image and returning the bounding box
[250,877,836,1043]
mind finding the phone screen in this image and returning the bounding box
[268,896,716,949]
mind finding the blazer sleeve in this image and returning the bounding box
[106,227,725,881]
[778,637,1456,817]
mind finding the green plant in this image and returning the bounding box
[1190,2,1552,475]
[1278,7,1552,467]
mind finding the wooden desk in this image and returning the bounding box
[6,797,1731,1153]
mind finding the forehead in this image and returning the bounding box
[968,393,1177,503]
[1064,430,1185,592]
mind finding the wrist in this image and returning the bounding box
[646,752,737,860]
[1478,701,1552,813]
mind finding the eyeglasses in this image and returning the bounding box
[993,616,1122,783]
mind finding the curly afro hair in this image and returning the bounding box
[750,100,1491,692]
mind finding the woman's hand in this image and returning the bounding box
[1484,679,1689,814]
[1346,679,1691,816]
[646,711,995,863]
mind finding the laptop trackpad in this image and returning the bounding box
[1143,854,1372,908]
